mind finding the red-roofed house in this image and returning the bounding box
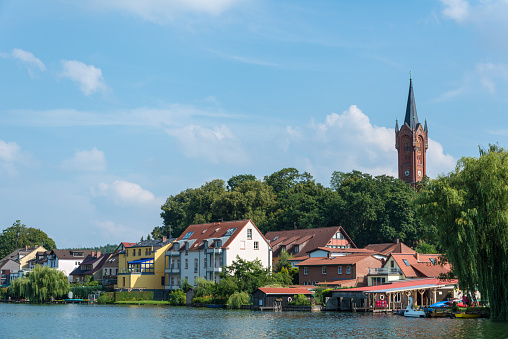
[165,220,271,292]
[295,253,382,287]
[252,287,314,309]
[264,226,356,267]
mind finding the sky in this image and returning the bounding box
[2,0,508,248]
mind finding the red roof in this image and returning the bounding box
[389,253,448,278]
[295,253,377,266]
[122,242,136,248]
[316,279,356,286]
[363,242,415,256]
[257,287,313,295]
[333,278,458,292]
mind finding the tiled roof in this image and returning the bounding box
[388,253,448,278]
[363,242,415,256]
[295,253,377,266]
[131,238,174,249]
[316,279,356,286]
[257,287,313,295]
[265,226,356,259]
[121,242,136,248]
[51,249,95,260]
[174,220,268,251]
[312,247,377,254]
[333,278,458,293]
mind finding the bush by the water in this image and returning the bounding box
[226,291,250,309]
[97,292,115,304]
[70,285,104,299]
[192,295,214,304]
[168,290,185,305]
[115,291,153,301]
[288,294,311,306]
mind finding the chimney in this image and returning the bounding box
[96,251,101,257]
[415,252,420,262]
[294,222,297,230]
[395,238,400,244]
[162,236,167,242]
[92,251,95,257]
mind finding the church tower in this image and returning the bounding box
[395,77,428,184]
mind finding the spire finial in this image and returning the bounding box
[409,70,412,80]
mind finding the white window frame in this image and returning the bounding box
[338,266,342,274]
[254,241,259,250]
[247,229,252,240]
[303,267,308,275]
[322,266,327,275]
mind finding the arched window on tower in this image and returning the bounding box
[404,138,410,152]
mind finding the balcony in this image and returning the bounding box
[205,248,222,255]
[368,267,402,275]
[165,284,180,290]
[165,267,180,274]
[166,250,180,256]
[206,267,222,273]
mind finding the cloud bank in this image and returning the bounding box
[60,60,108,96]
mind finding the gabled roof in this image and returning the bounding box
[131,238,174,249]
[71,253,112,276]
[295,253,378,267]
[50,249,95,260]
[388,253,448,278]
[363,242,415,256]
[265,226,356,259]
[311,247,377,254]
[256,287,313,295]
[174,220,268,251]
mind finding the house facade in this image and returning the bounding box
[165,220,271,292]
[102,242,136,287]
[116,238,174,300]
[70,251,110,283]
[296,253,382,287]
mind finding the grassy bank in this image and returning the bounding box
[115,300,170,305]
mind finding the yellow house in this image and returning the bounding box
[116,237,173,300]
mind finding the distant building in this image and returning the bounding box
[70,251,109,284]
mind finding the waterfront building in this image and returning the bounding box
[165,220,271,293]
[395,77,428,185]
[252,287,314,310]
[101,242,136,287]
[264,226,356,268]
[116,237,174,300]
[70,251,110,283]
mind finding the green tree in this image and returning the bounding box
[0,220,56,258]
[9,265,69,302]
[227,174,256,191]
[220,256,271,294]
[418,145,508,321]
[264,168,313,197]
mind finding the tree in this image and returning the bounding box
[0,220,56,258]
[227,174,256,191]
[418,145,508,321]
[220,256,271,294]
[9,265,69,302]
[264,168,313,196]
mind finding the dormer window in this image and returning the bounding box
[429,258,436,265]
[225,228,237,236]
[182,232,194,240]
[294,245,299,253]
[402,259,410,266]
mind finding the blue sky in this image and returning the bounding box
[1,0,508,248]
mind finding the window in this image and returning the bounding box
[182,232,194,240]
[338,266,342,274]
[294,245,299,253]
[394,293,401,303]
[247,229,252,239]
[391,261,394,268]
[185,259,188,269]
[273,236,278,241]
[225,228,237,236]
[194,259,198,273]
[204,257,207,268]
[122,277,125,287]
[133,249,136,257]
[430,258,436,265]
[322,266,327,275]
[346,266,351,274]
[138,249,141,256]
[402,259,410,266]
[304,267,308,275]
[254,241,259,250]
[161,276,165,286]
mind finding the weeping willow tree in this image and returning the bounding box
[9,265,69,302]
[419,145,508,321]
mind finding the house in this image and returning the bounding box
[264,226,356,267]
[116,237,174,300]
[1,245,47,269]
[363,241,415,260]
[102,242,136,287]
[70,251,110,283]
[331,277,458,311]
[295,253,382,287]
[0,259,20,285]
[30,249,95,281]
[165,220,271,293]
[252,287,314,310]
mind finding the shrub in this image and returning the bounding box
[71,285,104,299]
[97,292,115,304]
[0,287,8,300]
[314,287,333,305]
[168,290,186,305]
[226,291,250,309]
[116,291,153,301]
[288,294,311,306]
[192,295,214,304]
[193,278,216,299]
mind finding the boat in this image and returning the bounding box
[404,297,426,318]
[454,313,482,319]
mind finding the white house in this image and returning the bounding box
[39,249,95,281]
[165,220,272,291]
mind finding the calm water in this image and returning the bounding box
[1,303,508,339]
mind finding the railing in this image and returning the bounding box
[165,267,180,274]
[368,268,402,275]
[206,267,222,273]
[164,284,181,290]
[205,248,222,254]
[119,268,142,274]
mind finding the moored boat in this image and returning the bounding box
[454,313,482,319]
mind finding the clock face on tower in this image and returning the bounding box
[418,170,422,177]
[405,171,409,177]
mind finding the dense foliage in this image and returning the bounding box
[9,265,69,302]
[158,168,428,248]
[419,145,508,321]
[168,289,186,305]
[62,244,118,253]
[0,220,56,258]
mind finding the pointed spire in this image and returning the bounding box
[395,119,399,133]
[404,77,419,130]
[424,119,428,132]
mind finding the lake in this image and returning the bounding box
[1,303,507,338]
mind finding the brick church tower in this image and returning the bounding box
[395,78,428,184]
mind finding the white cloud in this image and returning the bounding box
[283,105,455,181]
[0,139,30,175]
[441,0,470,22]
[60,60,108,96]
[89,0,248,23]
[91,180,159,205]
[0,49,45,77]
[61,148,107,172]
[166,124,249,164]
[475,62,508,94]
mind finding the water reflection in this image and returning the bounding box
[1,303,508,339]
